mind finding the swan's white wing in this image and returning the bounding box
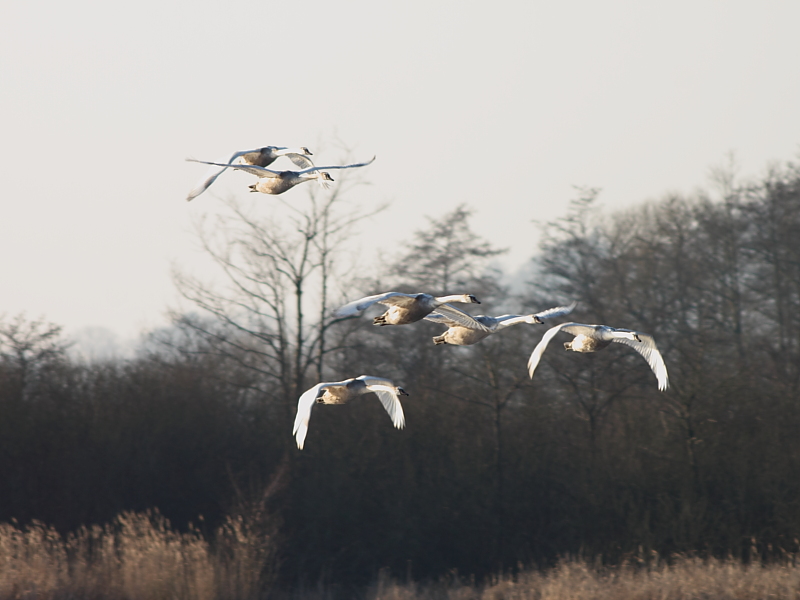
[185,152,249,201]
[533,302,578,321]
[528,322,578,378]
[435,304,492,332]
[293,383,328,450]
[287,153,315,169]
[423,312,452,325]
[373,389,406,429]
[187,166,226,201]
[297,156,376,175]
[358,376,406,429]
[611,332,670,391]
[425,312,496,330]
[186,158,282,179]
[333,292,415,317]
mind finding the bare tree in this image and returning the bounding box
[170,173,384,419]
[391,204,506,297]
[0,314,67,403]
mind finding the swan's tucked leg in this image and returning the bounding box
[432,335,447,345]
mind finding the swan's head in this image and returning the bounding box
[300,147,312,155]
[396,387,409,397]
[633,333,642,342]
[467,294,480,304]
[317,171,334,190]
[532,315,544,324]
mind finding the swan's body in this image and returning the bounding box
[186,156,375,196]
[527,322,669,391]
[292,375,408,449]
[186,146,314,201]
[425,303,576,345]
[334,292,489,329]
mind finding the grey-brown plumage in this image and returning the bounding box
[293,375,408,449]
[186,146,314,200]
[186,156,375,197]
[334,292,489,329]
[425,303,576,345]
[527,322,669,391]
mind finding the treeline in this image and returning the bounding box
[1,162,799,591]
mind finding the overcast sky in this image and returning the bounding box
[2,1,799,347]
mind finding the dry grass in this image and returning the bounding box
[368,554,800,600]
[0,510,276,600]
[2,514,799,600]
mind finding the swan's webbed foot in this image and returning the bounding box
[432,335,447,345]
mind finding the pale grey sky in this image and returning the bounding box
[2,1,799,344]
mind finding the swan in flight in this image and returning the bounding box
[527,323,669,391]
[293,375,408,449]
[334,292,489,329]
[424,302,576,345]
[186,146,314,201]
[185,156,375,196]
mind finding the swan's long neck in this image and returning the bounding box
[610,330,639,342]
[365,384,395,395]
[493,315,534,330]
[276,147,306,156]
[434,294,471,305]
[293,171,323,185]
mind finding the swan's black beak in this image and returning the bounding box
[398,387,409,396]
[469,295,480,304]
[634,334,642,342]
[533,316,544,324]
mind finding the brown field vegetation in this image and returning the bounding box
[0,510,275,600]
[1,511,799,600]
[370,555,800,600]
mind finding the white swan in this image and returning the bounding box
[334,292,490,329]
[424,302,576,345]
[293,375,408,449]
[186,146,314,201]
[185,156,375,196]
[527,323,669,391]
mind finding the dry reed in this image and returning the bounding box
[0,509,275,600]
[2,513,800,599]
[369,554,800,600]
